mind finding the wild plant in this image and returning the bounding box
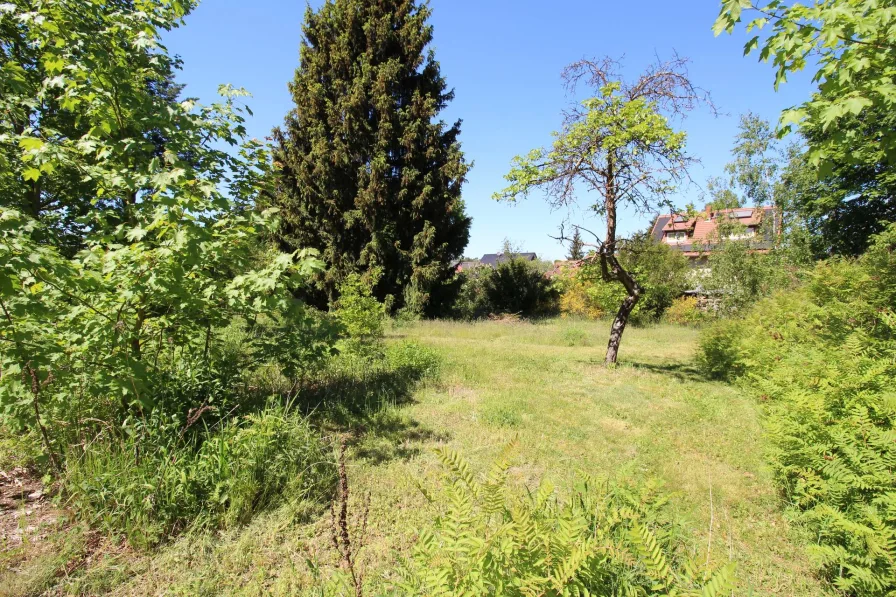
[698,224,896,596]
[394,444,738,596]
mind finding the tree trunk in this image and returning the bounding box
[599,154,642,365]
[605,285,640,365]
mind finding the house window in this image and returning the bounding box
[725,228,756,240]
[665,231,688,242]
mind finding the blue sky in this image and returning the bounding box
[164,0,814,261]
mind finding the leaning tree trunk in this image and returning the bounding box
[601,251,641,365]
[600,157,642,365]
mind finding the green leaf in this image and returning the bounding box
[19,138,45,152]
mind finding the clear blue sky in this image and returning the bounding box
[164,0,813,261]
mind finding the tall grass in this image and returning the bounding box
[64,403,335,548]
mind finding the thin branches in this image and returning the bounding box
[563,53,719,119]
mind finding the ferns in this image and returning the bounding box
[698,224,896,596]
[395,446,737,596]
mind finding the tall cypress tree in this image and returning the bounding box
[272,0,471,314]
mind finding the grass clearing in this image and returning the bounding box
[11,318,828,595]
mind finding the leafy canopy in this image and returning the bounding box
[0,0,327,464]
[495,81,688,216]
[714,0,896,169]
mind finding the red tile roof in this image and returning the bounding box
[651,206,779,257]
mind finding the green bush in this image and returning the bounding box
[452,258,558,319]
[554,232,690,324]
[703,241,798,316]
[394,446,737,595]
[484,257,559,316]
[696,318,745,381]
[333,272,387,358]
[697,224,896,596]
[663,296,707,326]
[64,405,334,548]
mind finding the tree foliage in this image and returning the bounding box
[0,0,330,469]
[797,106,896,256]
[271,0,471,316]
[715,0,896,256]
[715,0,896,165]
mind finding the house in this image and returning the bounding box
[650,205,779,263]
[454,252,538,273]
[479,252,537,267]
[545,259,582,279]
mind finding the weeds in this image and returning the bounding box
[63,403,336,548]
[329,440,369,597]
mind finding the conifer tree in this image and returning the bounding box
[567,228,584,260]
[272,0,471,314]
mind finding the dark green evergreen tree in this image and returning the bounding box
[271,0,471,314]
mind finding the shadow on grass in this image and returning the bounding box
[624,360,706,383]
[295,363,448,465]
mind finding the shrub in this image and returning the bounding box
[64,405,334,548]
[557,271,605,320]
[697,224,896,596]
[333,272,386,358]
[451,258,558,319]
[663,296,706,325]
[554,233,690,324]
[703,241,798,316]
[484,258,558,317]
[394,446,737,595]
[695,319,745,381]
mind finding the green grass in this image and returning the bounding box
[23,318,828,595]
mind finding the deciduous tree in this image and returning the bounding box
[715,0,896,254]
[495,57,710,365]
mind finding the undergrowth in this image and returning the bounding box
[393,444,738,596]
[63,403,335,549]
[698,224,896,596]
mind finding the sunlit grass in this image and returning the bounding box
[64,318,828,596]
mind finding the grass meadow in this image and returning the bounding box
[3,318,829,596]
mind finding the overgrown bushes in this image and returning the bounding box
[554,235,690,323]
[698,224,896,596]
[452,257,558,319]
[0,1,444,555]
[662,296,706,325]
